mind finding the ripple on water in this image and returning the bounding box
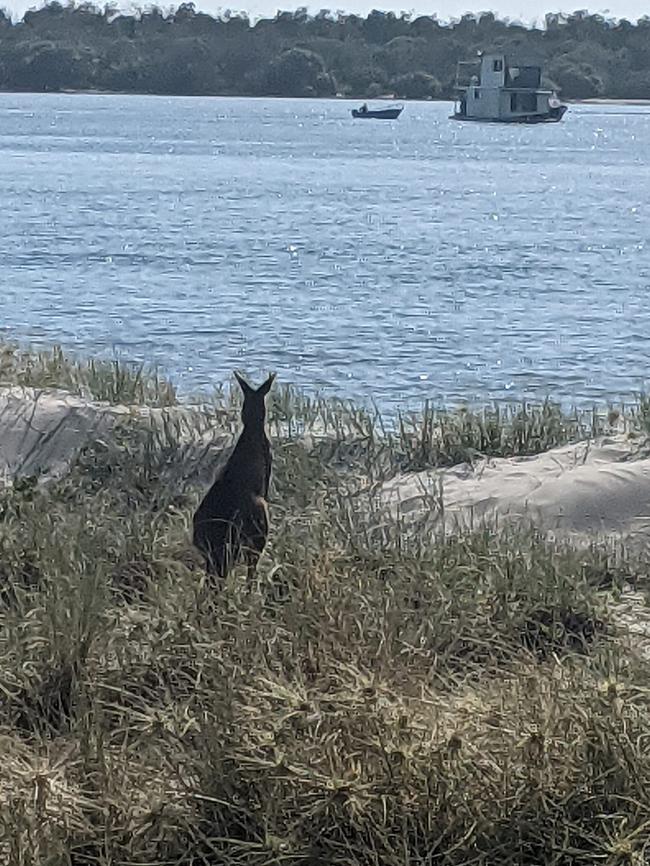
[0,96,649,409]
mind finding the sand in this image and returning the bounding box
[381,434,650,550]
[379,432,650,649]
[0,385,224,482]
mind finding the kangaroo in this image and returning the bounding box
[193,371,275,582]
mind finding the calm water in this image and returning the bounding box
[0,92,648,409]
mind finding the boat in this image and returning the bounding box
[352,103,403,120]
[451,53,567,124]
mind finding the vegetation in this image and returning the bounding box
[0,337,637,473]
[0,341,178,406]
[0,345,650,862]
[1,3,650,100]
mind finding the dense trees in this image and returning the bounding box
[260,47,336,96]
[0,3,648,100]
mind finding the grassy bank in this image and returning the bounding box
[2,338,647,471]
[0,342,649,864]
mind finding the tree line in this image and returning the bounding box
[0,3,648,100]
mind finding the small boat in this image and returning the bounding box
[352,103,403,120]
[451,53,567,124]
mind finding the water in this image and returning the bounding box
[0,92,648,410]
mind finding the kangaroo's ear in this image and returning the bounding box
[234,371,254,395]
[257,372,276,396]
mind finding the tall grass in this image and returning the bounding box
[0,341,177,406]
[0,339,642,470]
[0,387,648,864]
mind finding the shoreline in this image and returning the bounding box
[573,97,650,105]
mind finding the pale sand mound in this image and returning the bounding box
[0,385,225,482]
[381,435,650,547]
[380,435,650,654]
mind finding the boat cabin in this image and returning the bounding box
[453,53,566,123]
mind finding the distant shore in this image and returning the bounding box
[575,97,650,105]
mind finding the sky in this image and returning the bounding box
[3,0,649,26]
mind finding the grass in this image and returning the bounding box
[0,340,178,406]
[0,344,649,864]
[0,338,642,471]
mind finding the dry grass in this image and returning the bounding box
[0,347,649,864]
[0,340,178,406]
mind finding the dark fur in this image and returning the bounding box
[193,372,275,581]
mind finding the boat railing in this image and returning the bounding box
[502,86,554,94]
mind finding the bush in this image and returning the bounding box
[391,70,442,99]
[550,61,605,98]
[261,47,336,97]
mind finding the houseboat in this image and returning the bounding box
[451,53,567,123]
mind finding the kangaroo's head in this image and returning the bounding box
[234,372,276,429]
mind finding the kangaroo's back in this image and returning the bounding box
[221,426,271,497]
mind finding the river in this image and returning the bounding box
[0,92,647,409]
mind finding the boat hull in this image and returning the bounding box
[352,108,403,120]
[450,105,568,124]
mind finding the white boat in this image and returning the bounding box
[451,53,567,124]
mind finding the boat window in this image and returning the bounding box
[474,88,480,99]
[511,93,517,112]
[507,65,541,89]
[493,59,503,72]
